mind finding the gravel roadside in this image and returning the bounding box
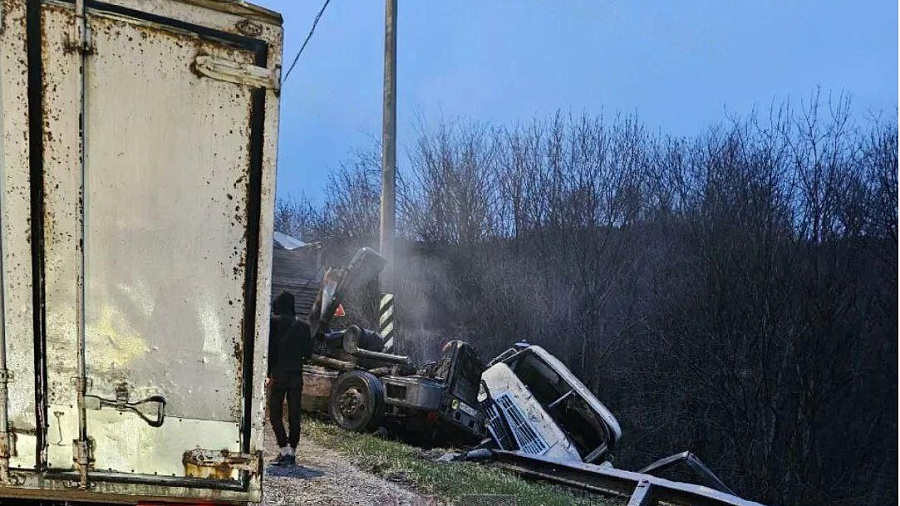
[261,426,428,506]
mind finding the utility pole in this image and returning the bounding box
[379,0,397,351]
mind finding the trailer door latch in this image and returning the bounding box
[85,382,166,428]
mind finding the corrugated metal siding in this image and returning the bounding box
[271,245,320,321]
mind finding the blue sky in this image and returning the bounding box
[254,1,898,203]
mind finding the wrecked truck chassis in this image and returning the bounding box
[300,350,485,440]
[301,361,457,414]
[490,450,765,506]
[300,248,486,439]
[476,344,758,504]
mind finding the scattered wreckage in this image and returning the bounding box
[298,247,765,506]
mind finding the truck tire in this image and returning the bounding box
[328,370,385,432]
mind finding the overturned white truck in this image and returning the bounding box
[481,343,622,464]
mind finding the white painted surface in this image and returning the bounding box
[0,0,281,495]
[0,0,38,470]
[482,363,581,463]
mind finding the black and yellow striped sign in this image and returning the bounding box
[379,293,395,351]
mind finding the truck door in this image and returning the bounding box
[37,0,276,481]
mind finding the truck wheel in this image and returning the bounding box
[328,370,385,432]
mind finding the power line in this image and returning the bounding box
[282,0,331,85]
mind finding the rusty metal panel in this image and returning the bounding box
[300,365,337,413]
[41,0,84,472]
[0,0,38,470]
[123,0,281,27]
[82,8,255,425]
[46,404,242,477]
[0,0,281,501]
[0,0,282,502]
[111,0,282,45]
[63,4,259,473]
[88,413,241,477]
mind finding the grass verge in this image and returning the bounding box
[304,417,623,506]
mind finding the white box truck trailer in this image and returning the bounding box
[0,0,282,503]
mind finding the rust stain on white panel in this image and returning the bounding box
[80,12,255,426]
[88,411,240,476]
[0,0,282,498]
[250,15,282,449]
[0,0,37,469]
[41,5,83,469]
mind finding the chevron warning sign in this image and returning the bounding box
[379,293,395,351]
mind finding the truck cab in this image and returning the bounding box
[481,344,622,464]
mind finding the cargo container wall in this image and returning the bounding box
[0,0,282,503]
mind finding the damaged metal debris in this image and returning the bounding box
[302,248,486,440]
[301,247,766,506]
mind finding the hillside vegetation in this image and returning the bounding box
[304,418,622,506]
[281,93,897,505]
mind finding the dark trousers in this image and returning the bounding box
[269,375,302,449]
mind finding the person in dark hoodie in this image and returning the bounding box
[267,291,312,466]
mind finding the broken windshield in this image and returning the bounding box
[508,351,610,459]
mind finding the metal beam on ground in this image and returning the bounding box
[490,450,765,506]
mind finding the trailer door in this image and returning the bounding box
[40,0,275,481]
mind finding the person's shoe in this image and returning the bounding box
[281,453,296,467]
[270,446,293,467]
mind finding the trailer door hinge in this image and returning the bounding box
[193,56,280,92]
[72,438,94,470]
[64,0,93,54]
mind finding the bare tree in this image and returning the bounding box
[274,193,321,241]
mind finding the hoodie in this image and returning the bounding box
[267,291,312,378]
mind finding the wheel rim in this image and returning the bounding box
[337,386,367,425]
